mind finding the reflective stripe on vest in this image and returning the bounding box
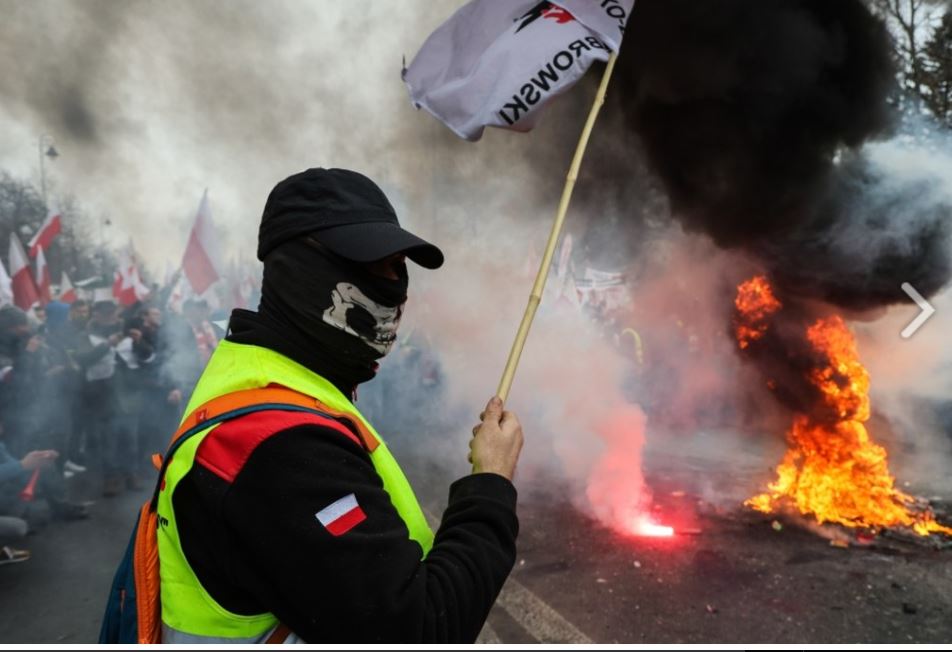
[157,340,435,641]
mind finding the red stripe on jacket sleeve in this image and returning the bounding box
[195,410,362,483]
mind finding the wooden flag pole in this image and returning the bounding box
[496,51,620,402]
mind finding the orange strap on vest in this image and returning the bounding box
[166,384,379,455]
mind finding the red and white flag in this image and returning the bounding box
[28,204,62,258]
[166,273,187,313]
[112,271,133,306]
[9,235,39,310]
[181,190,222,296]
[34,246,52,305]
[315,493,366,536]
[0,257,12,307]
[403,0,634,141]
[58,271,77,303]
[112,245,150,306]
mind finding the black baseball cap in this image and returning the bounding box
[257,168,444,269]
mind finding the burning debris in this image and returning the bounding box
[734,276,782,351]
[735,276,952,538]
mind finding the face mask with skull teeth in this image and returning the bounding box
[322,282,403,356]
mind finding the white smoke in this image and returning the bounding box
[852,134,952,494]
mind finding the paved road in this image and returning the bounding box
[1,443,950,644]
[0,479,144,643]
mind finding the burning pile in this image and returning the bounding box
[735,276,952,537]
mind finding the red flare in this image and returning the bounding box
[19,469,39,502]
[631,516,675,538]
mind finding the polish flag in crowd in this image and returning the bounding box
[0,257,12,307]
[34,246,52,305]
[166,273,186,313]
[58,271,77,303]
[182,190,222,296]
[28,204,62,258]
[9,235,39,310]
[113,246,150,306]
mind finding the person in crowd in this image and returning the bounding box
[0,306,66,456]
[29,304,46,332]
[127,305,183,480]
[33,301,76,472]
[54,300,92,473]
[109,303,149,491]
[160,302,207,401]
[72,301,126,497]
[67,300,90,332]
[182,298,219,365]
[0,421,88,524]
[39,301,86,476]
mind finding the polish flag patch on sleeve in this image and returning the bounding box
[315,493,367,536]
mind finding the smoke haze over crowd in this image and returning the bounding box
[2,0,951,530]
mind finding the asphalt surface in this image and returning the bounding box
[0,471,145,644]
[502,487,952,644]
[1,427,950,644]
[421,425,952,645]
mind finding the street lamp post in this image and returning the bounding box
[38,134,59,207]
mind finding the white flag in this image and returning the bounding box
[404,0,634,141]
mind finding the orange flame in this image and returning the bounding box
[734,276,782,350]
[736,277,952,537]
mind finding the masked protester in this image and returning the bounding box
[154,168,523,643]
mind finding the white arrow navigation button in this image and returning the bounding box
[900,282,936,339]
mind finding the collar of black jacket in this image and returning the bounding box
[225,309,369,400]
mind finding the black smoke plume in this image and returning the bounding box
[618,0,895,245]
[616,0,951,309]
[613,0,952,418]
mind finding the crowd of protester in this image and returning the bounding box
[0,293,224,565]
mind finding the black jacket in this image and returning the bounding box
[171,311,518,643]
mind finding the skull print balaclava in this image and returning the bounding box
[256,237,408,388]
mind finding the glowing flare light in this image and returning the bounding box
[631,517,675,538]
